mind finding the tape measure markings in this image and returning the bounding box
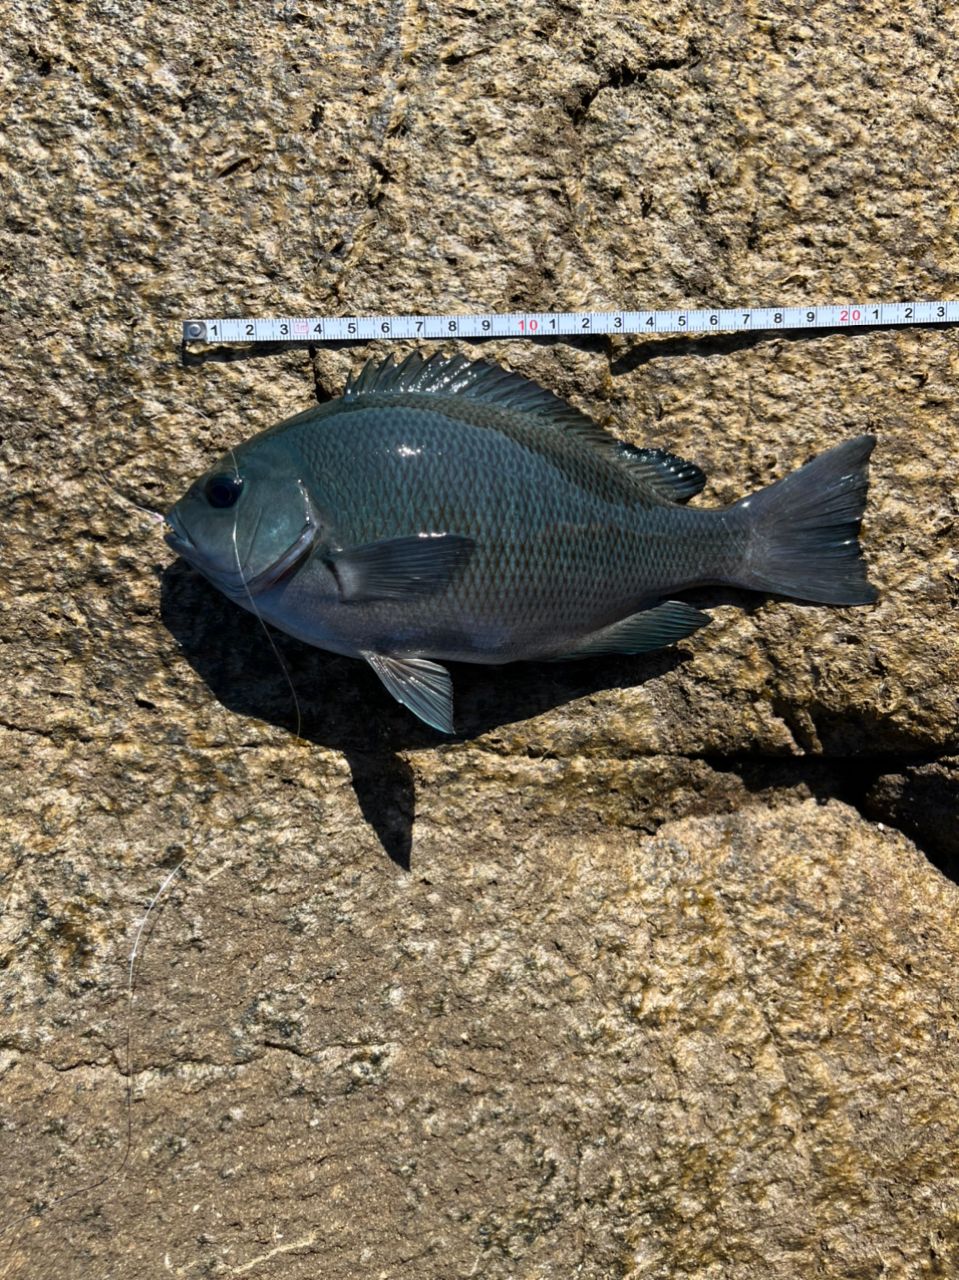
[183,301,959,345]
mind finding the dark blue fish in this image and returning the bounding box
[165,352,876,732]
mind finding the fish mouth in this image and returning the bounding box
[164,486,319,599]
[164,509,196,557]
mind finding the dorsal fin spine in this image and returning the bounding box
[341,352,707,501]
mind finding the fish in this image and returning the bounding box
[165,351,877,733]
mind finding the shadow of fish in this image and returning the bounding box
[165,352,877,733]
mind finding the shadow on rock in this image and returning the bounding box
[159,560,688,866]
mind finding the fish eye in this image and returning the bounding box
[204,473,243,509]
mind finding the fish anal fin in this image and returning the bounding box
[365,653,455,734]
[547,600,710,660]
[330,533,474,601]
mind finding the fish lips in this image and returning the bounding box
[164,509,196,557]
[164,505,318,600]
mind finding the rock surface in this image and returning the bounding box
[2,0,958,1277]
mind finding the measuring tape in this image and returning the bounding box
[183,300,959,345]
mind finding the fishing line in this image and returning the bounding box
[4,406,308,1241]
[0,797,192,1239]
[227,446,304,743]
[103,483,166,524]
[182,298,959,345]
[1,431,194,1237]
[104,436,309,1201]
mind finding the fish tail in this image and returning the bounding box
[732,435,878,605]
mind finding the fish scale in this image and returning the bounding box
[165,351,877,733]
[284,402,706,644]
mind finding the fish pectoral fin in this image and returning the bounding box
[546,601,711,660]
[364,653,455,734]
[329,533,475,601]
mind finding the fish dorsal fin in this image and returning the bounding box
[344,351,603,435]
[343,353,706,501]
[613,443,707,502]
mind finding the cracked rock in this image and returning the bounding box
[2,1,958,1278]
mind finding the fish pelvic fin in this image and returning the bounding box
[733,435,878,605]
[364,653,455,734]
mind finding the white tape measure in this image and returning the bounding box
[183,300,959,345]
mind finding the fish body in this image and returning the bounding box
[166,352,877,732]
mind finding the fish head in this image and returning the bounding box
[165,442,322,601]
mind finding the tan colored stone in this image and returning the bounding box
[2,0,958,1277]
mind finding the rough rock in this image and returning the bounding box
[2,0,958,1277]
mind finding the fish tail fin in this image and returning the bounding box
[732,435,878,605]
